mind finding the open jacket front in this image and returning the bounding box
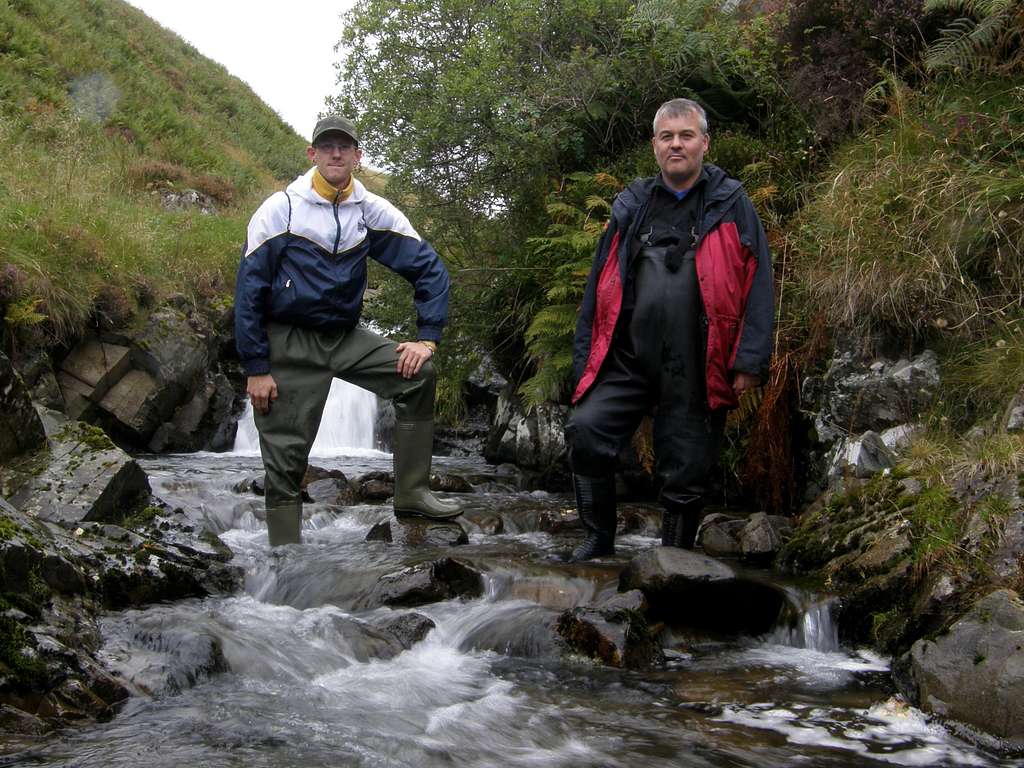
[235,168,450,377]
[571,164,774,410]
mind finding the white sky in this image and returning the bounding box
[125,0,355,138]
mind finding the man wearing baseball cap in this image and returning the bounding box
[235,114,461,546]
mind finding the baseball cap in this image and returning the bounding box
[311,115,359,146]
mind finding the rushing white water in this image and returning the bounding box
[768,589,841,652]
[232,378,378,455]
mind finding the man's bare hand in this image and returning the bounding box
[395,341,433,379]
[732,371,761,397]
[247,374,278,415]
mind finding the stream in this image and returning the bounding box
[6,386,1018,767]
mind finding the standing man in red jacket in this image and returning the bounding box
[564,98,774,561]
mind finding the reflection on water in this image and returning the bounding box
[6,451,1016,768]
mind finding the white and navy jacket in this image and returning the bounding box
[234,168,450,376]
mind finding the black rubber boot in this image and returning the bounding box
[393,420,463,520]
[566,474,617,562]
[660,499,703,550]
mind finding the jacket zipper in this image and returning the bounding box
[332,194,342,254]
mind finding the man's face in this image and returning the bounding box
[651,111,709,192]
[306,131,362,187]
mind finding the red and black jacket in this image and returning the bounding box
[571,164,773,410]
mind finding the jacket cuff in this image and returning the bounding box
[243,358,271,376]
[416,325,443,344]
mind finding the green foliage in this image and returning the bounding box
[925,0,1024,73]
[334,0,801,392]
[786,78,1024,341]
[519,172,621,405]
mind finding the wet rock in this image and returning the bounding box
[698,513,746,557]
[373,612,436,649]
[595,589,648,616]
[0,352,47,462]
[459,604,563,658]
[556,605,664,669]
[812,350,940,446]
[430,473,474,494]
[305,477,358,506]
[324,615,405,662]
[101,625,229,696]
[356,471,394,501]
[477,514,504,535]
[619,548,786,635]
[6,420,150,527]
[899,589,1024,745]
[739,513,792,563]
[359,557,484,609]
[538,508,580,535]
[365,518,468,547]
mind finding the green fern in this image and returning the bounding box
[924,0,1024,73]
[519,171,622,407]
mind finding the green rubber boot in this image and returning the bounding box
[266,500,302,546]
[392,420,463,520]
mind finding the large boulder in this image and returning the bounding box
[619,548,786,635]
[5,419,150,527]
[899,589,1024,746]
[1,352,47,461]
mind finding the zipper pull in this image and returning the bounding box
[285,279,292,288]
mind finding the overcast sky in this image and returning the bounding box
[125,0,355,138]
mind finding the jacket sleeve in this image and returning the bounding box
[572,221,616,386]
[235,192,290,376]
[731,194,774,378]
[362,195,449,343]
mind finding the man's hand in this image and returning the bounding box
[395,341,434,379]
[732,371,761,397]
[247,374,278,415]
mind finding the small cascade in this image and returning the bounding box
[232,378,378,455]
[767,589,840,652]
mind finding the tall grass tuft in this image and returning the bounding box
[787,78,1024,342]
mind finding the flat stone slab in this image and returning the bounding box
[59,340,131,400]
[97,369,162,434]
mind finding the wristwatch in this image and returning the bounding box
[418,340,438,353]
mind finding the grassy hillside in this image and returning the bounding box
[0,0,311,349]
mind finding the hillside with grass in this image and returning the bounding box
[0,0,314,353]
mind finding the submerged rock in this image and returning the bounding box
[373,612,437,649]
[358,557,484,609]
[365,518,468,547]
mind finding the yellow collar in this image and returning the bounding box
[312,169,354,202]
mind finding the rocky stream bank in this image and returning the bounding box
[0,303,1023,761]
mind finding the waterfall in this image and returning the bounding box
[232,379,378,455]
[767,589,840,652]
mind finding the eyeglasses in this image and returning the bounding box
[315,141,356,153]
